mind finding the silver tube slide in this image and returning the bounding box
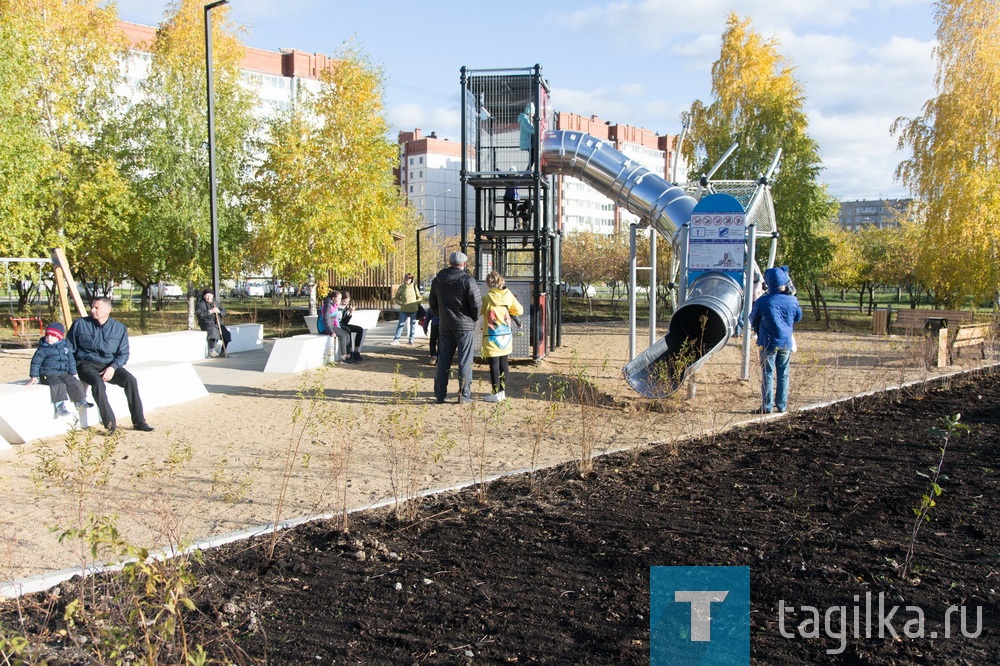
[541,130,695,242]
[542,130,745,398]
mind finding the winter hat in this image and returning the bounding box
[45,322,65,340]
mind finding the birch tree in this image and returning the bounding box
[893,0,1000,307]
[684,13,837,312]
[247,46,409,313]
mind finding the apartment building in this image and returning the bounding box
[553,112,682,235]
[836,198,912,231]
[395,129,469,241]
[118,21,329,119]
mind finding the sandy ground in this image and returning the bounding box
[0,321,987,585]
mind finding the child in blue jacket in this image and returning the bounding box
[27,322,91,417]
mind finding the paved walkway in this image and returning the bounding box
[191,318,429,393]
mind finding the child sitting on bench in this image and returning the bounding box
[26,322,92,418]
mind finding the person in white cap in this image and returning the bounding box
[429,251,481,404]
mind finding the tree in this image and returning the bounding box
[684,13,837,314]
[0,0,131,307]
[892,0,1000,308]
[123,0,256,315]
[247,46,409,315]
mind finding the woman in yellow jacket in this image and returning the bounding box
[480,271,523,402]
[391,273,422,344]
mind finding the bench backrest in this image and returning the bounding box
[890,309,974,332]
[951,323,990,345]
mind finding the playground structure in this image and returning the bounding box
[460,65,559,360]
[539,130,781,398]
[458,64,782,388]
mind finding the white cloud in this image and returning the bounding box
[387,104,460,139]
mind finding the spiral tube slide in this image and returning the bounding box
[541,131,745,397]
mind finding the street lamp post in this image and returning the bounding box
[204,0,228,299]
[416,224,437,287]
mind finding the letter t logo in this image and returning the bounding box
[675,591,729,641]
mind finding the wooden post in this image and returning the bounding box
[935,327,949,368]
[52,265,73,328]
[49,247,87,319]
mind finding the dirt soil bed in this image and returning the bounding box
[6,369,999,664]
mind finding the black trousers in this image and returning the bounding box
[77,360,145,429]
[40,374,88,404]
[429,323,439,357]
[207,324,232,347]
[344,323,364,352]
[488,355,509,393]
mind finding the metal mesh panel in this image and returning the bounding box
[680,180,777,234]
[464,68,549,175]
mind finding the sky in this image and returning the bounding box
[112,0,938,200]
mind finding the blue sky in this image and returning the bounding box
[112,0,937,200]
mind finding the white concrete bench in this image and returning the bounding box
[0,361,208,447]
[222,323,263,354]
[304,309,380,335]
[263,334,341,373]
[129,331,208,364]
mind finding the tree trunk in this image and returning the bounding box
[814,284,831,329]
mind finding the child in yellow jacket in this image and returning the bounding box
[480,271,524,402]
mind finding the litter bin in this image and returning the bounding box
[924,317,948,333]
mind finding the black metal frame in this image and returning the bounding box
[459,64,561,360]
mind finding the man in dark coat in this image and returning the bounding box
[429,252,482,404]
[67,298,154,434]
[195,290,231,357]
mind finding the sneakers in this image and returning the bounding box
[351,351,363,362]
[54,402,72,417]
[390,339,401,346]
[407,339,414,345]
[483,391,506,403]
[74,400,94,410]
[342,354,358,364]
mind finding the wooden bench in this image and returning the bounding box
[950,323,991,363]
[889,308,974,334]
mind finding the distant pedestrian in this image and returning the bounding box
[749,266,802,414]
[391,273,421,345]
[480,271,523,402]
[429,252,481,404]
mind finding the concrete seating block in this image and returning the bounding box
[0,361,207,445]
[264,334,339,373]
[224,323,263,354]
[304,315,319,335]
[348,309,381,330]
[128,331,208,364]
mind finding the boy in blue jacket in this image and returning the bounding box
[26,322,91,418]
[749,266,802,414]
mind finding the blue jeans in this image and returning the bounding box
[435,330,474,402]
[759,347,791,412]
[393,310,417,342]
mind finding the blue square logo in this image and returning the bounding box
[650,566,750,665]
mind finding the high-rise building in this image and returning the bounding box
[395,129,468,241]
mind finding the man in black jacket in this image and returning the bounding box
[429,252,482,404]
[67,298,154,434]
